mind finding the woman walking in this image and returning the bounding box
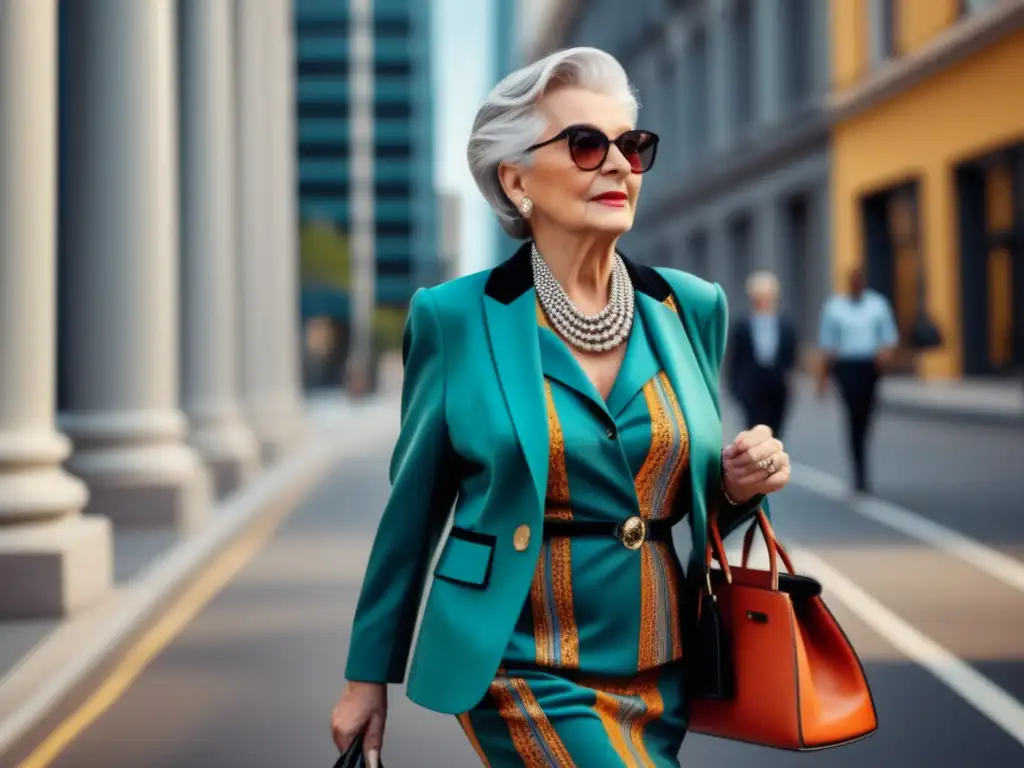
[330,46,792,767]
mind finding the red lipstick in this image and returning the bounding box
[592,191,627,207]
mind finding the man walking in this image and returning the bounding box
[727,271,798,438]
[817,266,898,493]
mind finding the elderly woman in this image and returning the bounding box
[331,47,791,767]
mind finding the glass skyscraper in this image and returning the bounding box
[294,0,438,308]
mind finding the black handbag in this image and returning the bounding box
[910,312,943,350]
[332,734,384,768]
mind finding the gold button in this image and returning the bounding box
[619,516,647,550]
[513,524,531,552]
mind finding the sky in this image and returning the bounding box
[431,0,497,276]
[430,0,552,275]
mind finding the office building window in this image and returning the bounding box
[783,193,813,340]
[296,20,348,37]
[374,143,412,160]
[374,17,411,38]
[781,0,814,104]
[297,60,347,78]
[868,0,897,66]
[657,47,676,139]
[375,61,412,78]
[374,102,411,120]
[377,260,413,277]
[956,146,1024,374]
[299,141,348,161]
[728,213,753,301]
[375,180,412,199]
[298,102,348,119]
[376,220,413,237]
[300,180,350,199]
[732,0,755,130]
[686,231,710,278]
[860,182,921,369]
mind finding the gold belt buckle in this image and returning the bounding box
[619,516,647,550]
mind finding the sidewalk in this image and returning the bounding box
[0,390,400,762]
[879,376,1024,426]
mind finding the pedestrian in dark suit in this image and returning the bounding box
[727,271,798,439]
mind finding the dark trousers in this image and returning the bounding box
[742,388,789,439]
[831,360,880,492]
[737,364,790,439]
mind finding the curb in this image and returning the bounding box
[880,398,1024,429]
[0,397,397,762]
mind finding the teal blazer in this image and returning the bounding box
[344,243,764,715]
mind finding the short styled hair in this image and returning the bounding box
[467,47,639,240]
[746,270,780,298]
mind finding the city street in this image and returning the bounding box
[23,386,1024,767]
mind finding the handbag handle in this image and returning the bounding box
[741,511,796,578]
[705,515,733,584]
[706,508,793,592]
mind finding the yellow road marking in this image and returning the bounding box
[18,509,287,768]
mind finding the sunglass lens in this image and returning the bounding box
[618,131,657,173]
[568,129,608,170]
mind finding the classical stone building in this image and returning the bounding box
[533,0,833,353]
[0,0,307,619]
[829,0,1024,380]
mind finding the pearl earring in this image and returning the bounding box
[519,197,533,219]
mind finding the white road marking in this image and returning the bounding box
[791,461,1024,595]
[790,545,1024,749]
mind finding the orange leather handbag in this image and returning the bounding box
[686,509,879,751]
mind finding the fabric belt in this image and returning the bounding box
[542,516,675,549]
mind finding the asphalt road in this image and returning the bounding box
[33,387,1024,767]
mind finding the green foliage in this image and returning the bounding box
[373,305,408,353]
[299,221,350,289]
[299,220,408,357]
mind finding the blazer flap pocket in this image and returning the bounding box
[434,528,496,589]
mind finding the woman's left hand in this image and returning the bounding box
[721,425,791,504]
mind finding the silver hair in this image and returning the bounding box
[467,47,639,240]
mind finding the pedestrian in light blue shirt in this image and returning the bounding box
[817,267,898,493]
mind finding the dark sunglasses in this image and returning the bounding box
[524,125,659,173]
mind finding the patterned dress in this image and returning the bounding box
[457,302,693,767]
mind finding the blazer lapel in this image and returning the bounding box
[483,245,550,511]
[635,290,721,571]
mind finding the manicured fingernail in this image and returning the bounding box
[723,445,735,457]
[368,749,380,768]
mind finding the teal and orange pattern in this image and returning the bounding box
[460,304,693,765]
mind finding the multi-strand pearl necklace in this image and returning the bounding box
[531,243,635,353]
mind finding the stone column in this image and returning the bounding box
[707,223,733,295]
[757,195,783,274]
[754,0,782,127]
[675,21,694,172]
[809,0,832,97]
[179,0,260,498]
[0,0,112,618]
[235,0,306,463]
[347,0,378,395]
[708,0,733,153]
[58,0,210,531]
[263,0,308,445]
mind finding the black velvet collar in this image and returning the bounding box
[484,241,672,305]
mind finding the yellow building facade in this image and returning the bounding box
[829,0,1024,379]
